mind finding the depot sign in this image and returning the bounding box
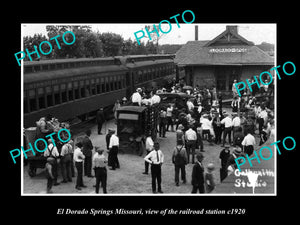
[209,48,248,53]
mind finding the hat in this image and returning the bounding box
[177,124,184,130]
[108,128,115,133]
[233,147,242,155]
[207,163,215,171]
[47,157,55,163]
[136,88,142,92]
[224,143,230,148]
[196,153,204,161]
[95,147,104,153]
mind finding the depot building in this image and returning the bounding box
[175,25,274,97]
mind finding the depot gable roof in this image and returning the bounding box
[175,26,274,66]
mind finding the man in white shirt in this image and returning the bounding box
[150,90,161,105]
[221,113,233,147]
[131,88,142,106]
[232,112,241,139]
[185,125,197,163]
[186,99,194,112]
[108,130,120,170]
[242,131,256,156]
[200,114,213,143]
[144,142,164,193]
[143,135,154,175]
[166,104,174,132]
[73,142,86,190]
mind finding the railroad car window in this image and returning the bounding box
[115,76,118,90]
[37,87,46,109]
[57,63,63,69]
[42,64,49,70]
[29,98,37,112]
[61,83,67,103]
[50,64,56,70]
[54,93,61,105]
[105,77,109,92]
[68,85,74,101]
[34,65,41,72]
[39,96,46,109]
[73,81,79,99]
[23,97,29,113]
[90,79,96,95]
[100,77,105,93]
[24,66,32,73]
[110,77,114,91]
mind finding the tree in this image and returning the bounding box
[23,34,49,60]
[98,32,124,57]
[143,25,168,53]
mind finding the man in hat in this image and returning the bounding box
[108,129,120,170]
[219,144,231,182]
[221,112,233,147]
[232,112,241,140]
[226,147,243,176]
[150,90,161,105]
[191,153,205,193]
[131,88,142,106]
[241,129,256,156]
[96,108,105,135]
[73,142,86,190]
[212,111,223,145]
[185,124,197,164]
[93,147,108,194]
[200,114,213,144]
[144,142,164,193]
[82,129,94,177]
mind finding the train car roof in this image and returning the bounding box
[24,65,128,84]
[116,106,147,113]
[158,92,191,98]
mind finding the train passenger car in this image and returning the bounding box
[23,55,177,128]
[123,54,176,96]
[23,57,128,128]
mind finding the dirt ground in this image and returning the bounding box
[22,107,268,195]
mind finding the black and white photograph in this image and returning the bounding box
[4,4,299,220]
[20,23,276,195]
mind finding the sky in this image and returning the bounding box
[22,23,276,45]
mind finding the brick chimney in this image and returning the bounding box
[195,25,198,41]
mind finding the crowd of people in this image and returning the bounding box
[31,78,275,194]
